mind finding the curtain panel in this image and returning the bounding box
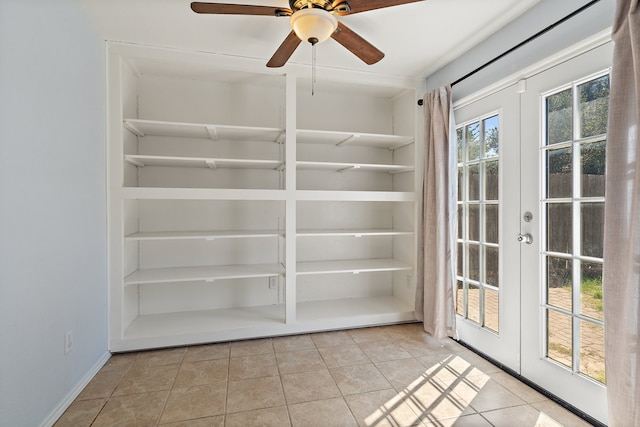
[603,0,640,425]
[415,85,457,339]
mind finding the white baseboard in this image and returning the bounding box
[39,351,112,427]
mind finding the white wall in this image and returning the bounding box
[0,1,107,425]
[426,0,615,101]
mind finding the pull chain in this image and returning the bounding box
[311,41,317,96]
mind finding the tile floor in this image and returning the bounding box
[54,323,594,427]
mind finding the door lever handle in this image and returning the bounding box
[517,233,533,244]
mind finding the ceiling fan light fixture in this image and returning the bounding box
[290,8,338,44]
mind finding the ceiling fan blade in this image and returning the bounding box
[331,22,384,65]
[336,0,423,15]
[267,31,302,67]
[190,2,290,16]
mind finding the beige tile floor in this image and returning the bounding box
[54,323,595,427]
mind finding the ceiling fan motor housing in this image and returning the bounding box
[289,0,351,13]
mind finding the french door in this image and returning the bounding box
[454,84,521,372]
[454,42,611,424]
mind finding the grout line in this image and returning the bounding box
[223,343,231,427]
[154,347,185,426]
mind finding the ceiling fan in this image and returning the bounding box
[190,0,424,68]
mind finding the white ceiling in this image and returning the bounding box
[78,0,541,80]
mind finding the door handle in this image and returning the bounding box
[517,233,533,244]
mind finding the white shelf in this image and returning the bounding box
[126,230,283,241]
[297,258,412,276]
[297,296,415,323]
[297,229,413,237]
[125,263,285,285]
[125,154,283,170]
[123,304,286,341]
[297,160,413,174]
[117,297,415,350]
[124,118,284,143]
[296,190,415,202]
[297,129,414,150]
[120,187,287,200]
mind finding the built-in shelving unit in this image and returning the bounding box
[108,42,419,351]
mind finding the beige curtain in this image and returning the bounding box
[415,86,457,339]
[603,0,640,425]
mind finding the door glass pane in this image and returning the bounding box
[580,261,603,321]
[457,128,464,163]
[579,320,606,384]
[547,147,572,198]
[581,140,606,197]
[579,75,610,138]
[466,122,480,161]
[456,280,464,316]
[581,202,604,258]
[485,288,499,333]
[468,284,480,324]
[547,204,572,253]
[484,204,499,244]
[457,205,464,239]
[547,309,573,368]
[468,164,480,201]
[485,160,499,201]
[547,256,572,310]
[468,244,480,282]
[457,243,464,276]
[547,88,573,144]
[484,246,499,287]
[468,205,480,241]
[483,115,499,158]
[458,167,465,201]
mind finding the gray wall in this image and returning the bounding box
[426,0,616,101]
[0,0,107,425]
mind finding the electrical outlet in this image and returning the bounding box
[269,276,278,289]
[64,330,73,354]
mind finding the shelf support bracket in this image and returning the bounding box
[336,134,360,147]
[276,132,286,144]
[388,167,413,175]
[337,165,360,173]
[205,160,217,170]
[125,158,146,168]
[206,126,219,141]
[388,139,415,151]
[123,121,144,137]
